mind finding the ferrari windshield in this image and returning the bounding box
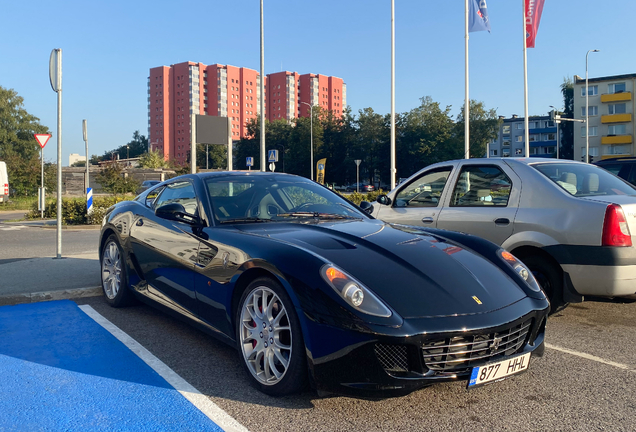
[204,174,366,224]
[532,163,636,197]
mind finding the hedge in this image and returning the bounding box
[26,196,130,225]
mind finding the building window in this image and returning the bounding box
[516,123,523,129]
[608,124,626,135]
[529,135,538,142]
[581,85,598,96]
[515,148,523,155]
[608,83,626,94]
[528,121,538,129]
[503,140,511,147]
[544,133,555,141]
[581,126,598,137]
[581,147,599,157]
[502,149,510,157]
[490,149,498,156]
[581,106,598,116]
[502,125,511,134]
[516,136,523,142]
[608,103,627,115]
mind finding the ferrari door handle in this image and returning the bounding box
[136,219,144,227]
[421,217,434,224]
[494,218,510,225]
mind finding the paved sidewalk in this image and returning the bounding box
[0,252,102,305]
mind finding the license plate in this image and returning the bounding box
[467,352,531,388]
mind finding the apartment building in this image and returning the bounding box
[148,62,346,165]
[489,114,557,158]
[573,73,635,162]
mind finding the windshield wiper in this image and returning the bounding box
[219,217,276,224]
[277,212,360,220]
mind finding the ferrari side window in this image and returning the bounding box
[154,181,198,215]
[145,187,164,208]
[451,165,511,207]
[394,168,451,208]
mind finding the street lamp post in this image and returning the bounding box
[300,102,314,181]
[586,49,600,163]
[550,105,560,159]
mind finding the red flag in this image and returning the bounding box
[525,0,545,48]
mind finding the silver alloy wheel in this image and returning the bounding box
[240,286,292,386]
[102,241,122,300]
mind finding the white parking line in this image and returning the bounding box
[546,343,636,373]
[79,305,250,432]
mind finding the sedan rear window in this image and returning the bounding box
[532,163,636,197]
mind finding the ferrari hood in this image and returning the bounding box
[238,220,527,319]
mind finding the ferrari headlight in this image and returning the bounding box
[320,264,392,317]
[498,249,542,293]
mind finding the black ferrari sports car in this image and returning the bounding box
[99,172,549,397]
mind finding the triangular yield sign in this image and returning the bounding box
[34,134,52,148]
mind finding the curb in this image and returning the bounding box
[0,286,103,306]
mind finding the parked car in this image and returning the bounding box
[136,180,161,195]
[594,157,636,186]
[0,161,9,203]
[346,183,374,193]
[99,172,548,397]
[372,158,636,309]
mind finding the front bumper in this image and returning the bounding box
[304,298,549,398]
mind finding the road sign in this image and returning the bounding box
[34,134,51,149]
[355,159,362,166]
[246,157,254,167]
[269,162,276,172]
[87,188,93,215]
[49,49,61,92]
[268,149,278,163]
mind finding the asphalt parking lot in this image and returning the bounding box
[66,295,636,432]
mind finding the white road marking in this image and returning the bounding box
[546,343,636,373]
[0,225,27,230]
[79,305,250,432]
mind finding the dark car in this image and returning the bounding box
[594,157,636,186]
[136,180,161,195]
[346,183,375,193]
[99,172,549,397]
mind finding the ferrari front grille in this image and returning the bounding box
[374,343,409,373]
[421,319,533,372]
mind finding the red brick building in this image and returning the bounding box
[148,62,346,164]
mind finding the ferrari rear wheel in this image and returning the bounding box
[237,277,306,396]
[100,235,136,307]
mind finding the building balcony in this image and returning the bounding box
[530,140,557,148]
[601,92,632,103]
[601,134,633,145]
[601,154,631,160]
[601,114,632,124]
[529,127,557,134]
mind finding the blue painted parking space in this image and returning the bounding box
[0,300,223,432]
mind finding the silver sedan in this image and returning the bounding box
[372,158,636,308]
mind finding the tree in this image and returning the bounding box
[455,100,501,159]
[0,86,51,196]
[559,77,574,160]
[95,162,139,194]
[71,160,86,167]
[139,150,168,168]
[94,130,148,163]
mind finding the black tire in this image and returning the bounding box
[235,277,307,396]
[100,234,136,308]
[519,254,564,311]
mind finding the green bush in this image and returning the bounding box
[26,195,130,225]
[338,189,387,206]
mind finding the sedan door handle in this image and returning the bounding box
[421,217,434,224]
[494,218,510,225]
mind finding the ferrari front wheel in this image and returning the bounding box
[237,277,306,396]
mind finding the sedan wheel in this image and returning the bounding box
[100,234,136,307]
[237,278,306,395]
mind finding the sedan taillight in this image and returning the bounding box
[602,204,632,247]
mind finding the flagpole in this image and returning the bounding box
[523,0,530,157]
[390,0,396,188]
[464,0,470,159]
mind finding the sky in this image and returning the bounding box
[1,0,635,166]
